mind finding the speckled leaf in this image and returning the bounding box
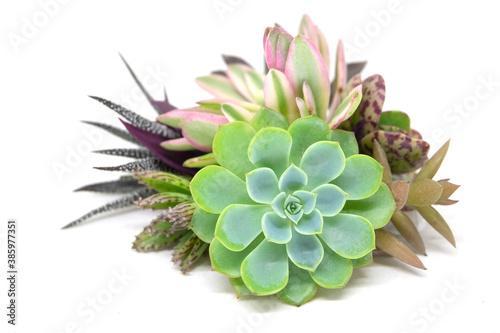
[360,130,430,174]
[213,121,256,179]
[351,75,386,139]
[136,192,192,210]
[74,176,144,194]
[277,260,317,306]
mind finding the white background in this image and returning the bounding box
[1,0,500,332]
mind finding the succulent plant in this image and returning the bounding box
[188,114,395,305]
[372,139,459,269]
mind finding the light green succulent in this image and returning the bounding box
[188,113,395,305]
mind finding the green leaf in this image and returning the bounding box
[285,35,330,120]
[262,212,292,244]
[248,127,292,177]
[250,106,289,131]
[210,234,264,278]
[190,165,254,214]
[189,206,219,243]
[226,64,253,101]
[277,260,317,306]
[196,74,246,100]
[288,116,331,165]
[293,191,317,214]
[229,277,253,298]
[216,204,271,251]
[271,192,287,218]
[286,230,324,272]
[331,155,382,200]
[341,182,395,229]
[415,140,450,181]
[136,192,192,210]
[180,115,226,152]
[312,184,348,217]
[221,103,255,123]
[330,129,359,157]
[183,153,218,168]
[213,121,256,179]
[328,84,362,129]
[351,252,373,269]
[320,213,375,259]
[263,69,300,123]
[246,168,280,204]
[135,171,191,195]
[279,164,308,194]
[295,209,323,235]
[284,195,304,224]
[379,111,411,132]
[309,239,353,288]
[241,239,289,295]
[300,141,345,190]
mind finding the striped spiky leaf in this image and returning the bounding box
[93,148,154,159]
[81,120,139,145]
[74,175,145,194]
[94,157,179,173]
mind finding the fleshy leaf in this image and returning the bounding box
[277,260,317,306]
[293,191,317,215]
[288,116,331,165]
[263,69,300,123]
[248,127,292,177]
[329,40,346,113]
[379,111,411,132]
[246,168,280,204]
[262,212,292,244]
[294,209,323,235]
[416,206,456,247]
[341,183,395,229]
[241,240,289,295]
[279,164,308,194]
[229,277,253,298]
[416,140,450,181]
[244,70,265,104]
[210,234,264,278]
[312,184,347,217]
[389,180,410,211]
[134,171,191,195]
[300,141,345,190]
[190,165,253,214]
[351,252,373,269]
[189,206,219,243]
[216,204,271,251]
[213,121,256,179]
[196,74,247,100]
[286,229,323,272]
[285,35,330,120]
[372,139,392,183]
[321,213,375,259]
[391,210,426,255]
[183,153,218,168]
[360,130,430,174]
[328,84,362,129]
[351,74,385,138]
[271,192,287,218]
[250,106,289,131]
[156,109,221,128]
[330,129,358,157]
[302,82,317,115]
[221,103,255,123]
[180,114,228,152]
[375,229,426,270]
[406,179,443,207]
[331,155,382,200]
[136,192,191,210]
[160,138,196,151]
[298,14,330,72]
[309,239,353,288]
[284,195,304,224]
[226,64,253,101]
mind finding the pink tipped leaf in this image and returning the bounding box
[179,114,228,153]
[328,84,363,129]
[196,74,247,101]
[302,82,317,115]
[329,40,347,116]
[160,138,196,151]
[263,69,300,123]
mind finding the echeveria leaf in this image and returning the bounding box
[279,164,308,194]
[262,212,292,244]
[229,277,253,298]
[272,192,287,218]
[286,229,324,272]
[246,168,280,204]
[263,69,300,123]
[285,35,330,120]
[190,165,254,214]
[210,234,264,278]
[330,129,358,157]
[196,74,247,100]
[189,206,219,243]
[351,74,386,138]
[309,239,353,288]
[312,184,348,217]
[341,183,396,229]
[294,209,323,235]
[360,131,430,174]
[277,260,317,306]
[379,111,411,132]
[213,121,256,179]
[300,141,345,190]
[250,106,289,131]
[248,127,292,177]
[293,191,317,215]
[321,213,375,259]
[216,204,271,251]
[351,252,373,269]
[288,116,331,165]
[331,155,382,200]
[241,240,289,295]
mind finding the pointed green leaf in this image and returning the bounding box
[248,127,292,177]
[309,239,353,289]
[250,106,289,131]
[288,116,331,165]
[331,155,382,200]
[287,230,324,272]
[246,168,280,204]
[262,212,292,244]
[416,140,450,181]
[135,171,191,195]
[416,206,456,247]
[183,153,218,168]
[295,209,323,235]
[189,206,219,243]
[300,141,345,190]
[391,210,426,255]
[330,129,358,157]
[375,229,426,270]
[277,260,317,306]
[279,164,308,194]
[263,69,300,123]
[406,179,443,206]
[312,184,348,217]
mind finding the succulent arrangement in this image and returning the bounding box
[66,14,459,305]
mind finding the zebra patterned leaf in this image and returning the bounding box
[94,157,179,173]
[81,121,139,145]
[93,148,154,159]
[74,176,144,193]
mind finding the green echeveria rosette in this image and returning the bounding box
[189,114,395,306]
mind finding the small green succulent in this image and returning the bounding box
[189,113,395,305]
